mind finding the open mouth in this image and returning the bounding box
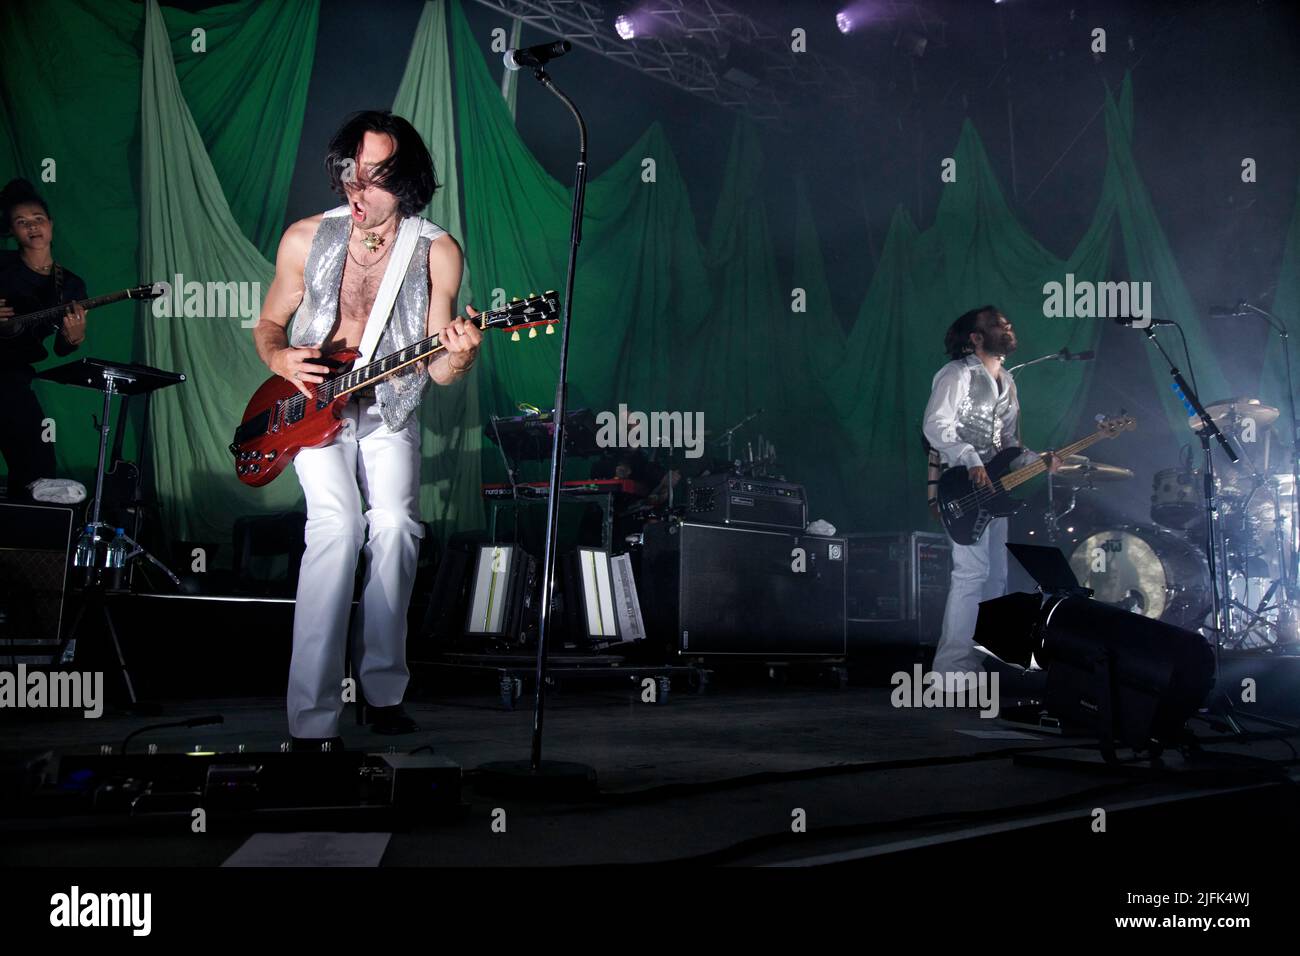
[350,201,365,222]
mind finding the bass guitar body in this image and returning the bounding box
[230,348,358,487]
[936,446,1026,545]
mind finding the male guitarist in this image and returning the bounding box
[253,111,481,749]
[922,306,1057,690]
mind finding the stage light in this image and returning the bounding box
[974,544,1215,760]
[615,14,636,40]
[836,11,855,34]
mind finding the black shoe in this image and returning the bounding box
[369,704,420,735]
[290,735,345,752]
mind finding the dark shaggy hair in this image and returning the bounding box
[944,305,1000,360]
[324,110,438,217]
[1,178,50,237]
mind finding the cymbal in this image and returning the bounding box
[1189,397,1279,432]
[1054,457,1134,484]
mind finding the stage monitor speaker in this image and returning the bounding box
[640,521,845,657]
[0,502,76,666]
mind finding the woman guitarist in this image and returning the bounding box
[0,178,87,500]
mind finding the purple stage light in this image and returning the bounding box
[615,14,636,40]
[836,11,854,34]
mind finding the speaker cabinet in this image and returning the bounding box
[843,532,951,649]
[0,502,76,665]
[640,521,845,658]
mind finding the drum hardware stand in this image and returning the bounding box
[1042,470,1077,544]
[1140,324,1238,670]
[1239,302,1300,643]
[715,408,763,472]
[35,358,187,716]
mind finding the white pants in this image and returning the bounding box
[287,395,424,738]
[933,517,1008,686]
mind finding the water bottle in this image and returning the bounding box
[73,524,98,587]
[104,527,129,591]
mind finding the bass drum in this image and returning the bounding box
[1068,525,1210,630]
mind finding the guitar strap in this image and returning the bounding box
[348,213,424,370]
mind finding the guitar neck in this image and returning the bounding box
[14,289,132,330]
[999,430,1111,491]
[318,311,507,400]
[326,333,450,398]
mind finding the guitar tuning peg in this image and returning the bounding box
[511,296,521,303]
[545,323,555,334]
[528,327,538,339]
[511,330,521,342]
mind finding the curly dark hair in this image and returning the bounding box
[944,305,1000,360]
[324,110,438,218]
[0,178,50,237]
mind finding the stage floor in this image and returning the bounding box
[2,681,1297,868]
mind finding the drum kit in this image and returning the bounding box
[1062,397,1298,648]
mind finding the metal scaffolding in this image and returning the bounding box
[470,0,866,121]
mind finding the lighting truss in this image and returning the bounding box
[470,0,867,122]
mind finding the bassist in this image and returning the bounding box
[921,306,1057,689]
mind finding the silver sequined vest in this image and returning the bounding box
[288,211,446,431]
[954,363,1013,464]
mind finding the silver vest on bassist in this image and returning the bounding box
[288,212,444,431]
[954,364,1014,464]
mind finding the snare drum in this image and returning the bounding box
[1068,525,1210,630]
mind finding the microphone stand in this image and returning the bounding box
[1007,347,1073,374]
[1142,323,1238,671]
[1240,303,1300,621]
[477,64,597,797]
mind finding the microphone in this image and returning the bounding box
[503,40,573,71]
[1112,317,1176,328]
[1209,301,1249,318]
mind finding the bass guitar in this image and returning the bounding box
[231,292,559,487]
[0,283,162,338]
[936,413,1136,545]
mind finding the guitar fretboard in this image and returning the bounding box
[999,430,1114,491]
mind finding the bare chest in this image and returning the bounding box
[328,257,385,351]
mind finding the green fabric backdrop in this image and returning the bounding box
[1,0,1290,554]
[0,0,318,488]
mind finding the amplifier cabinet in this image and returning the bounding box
[640,521,845,657]
[685,474,807,531]
[0,502,76,665]
[844,532,951,646]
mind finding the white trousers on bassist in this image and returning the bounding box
[933,517,1007,687]
[287,394,423,739]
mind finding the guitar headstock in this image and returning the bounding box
[133,284,165,300]
[479,291,560,340]
[1096,413,1137,438]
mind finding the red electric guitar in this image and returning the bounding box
[230,292,559,487]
